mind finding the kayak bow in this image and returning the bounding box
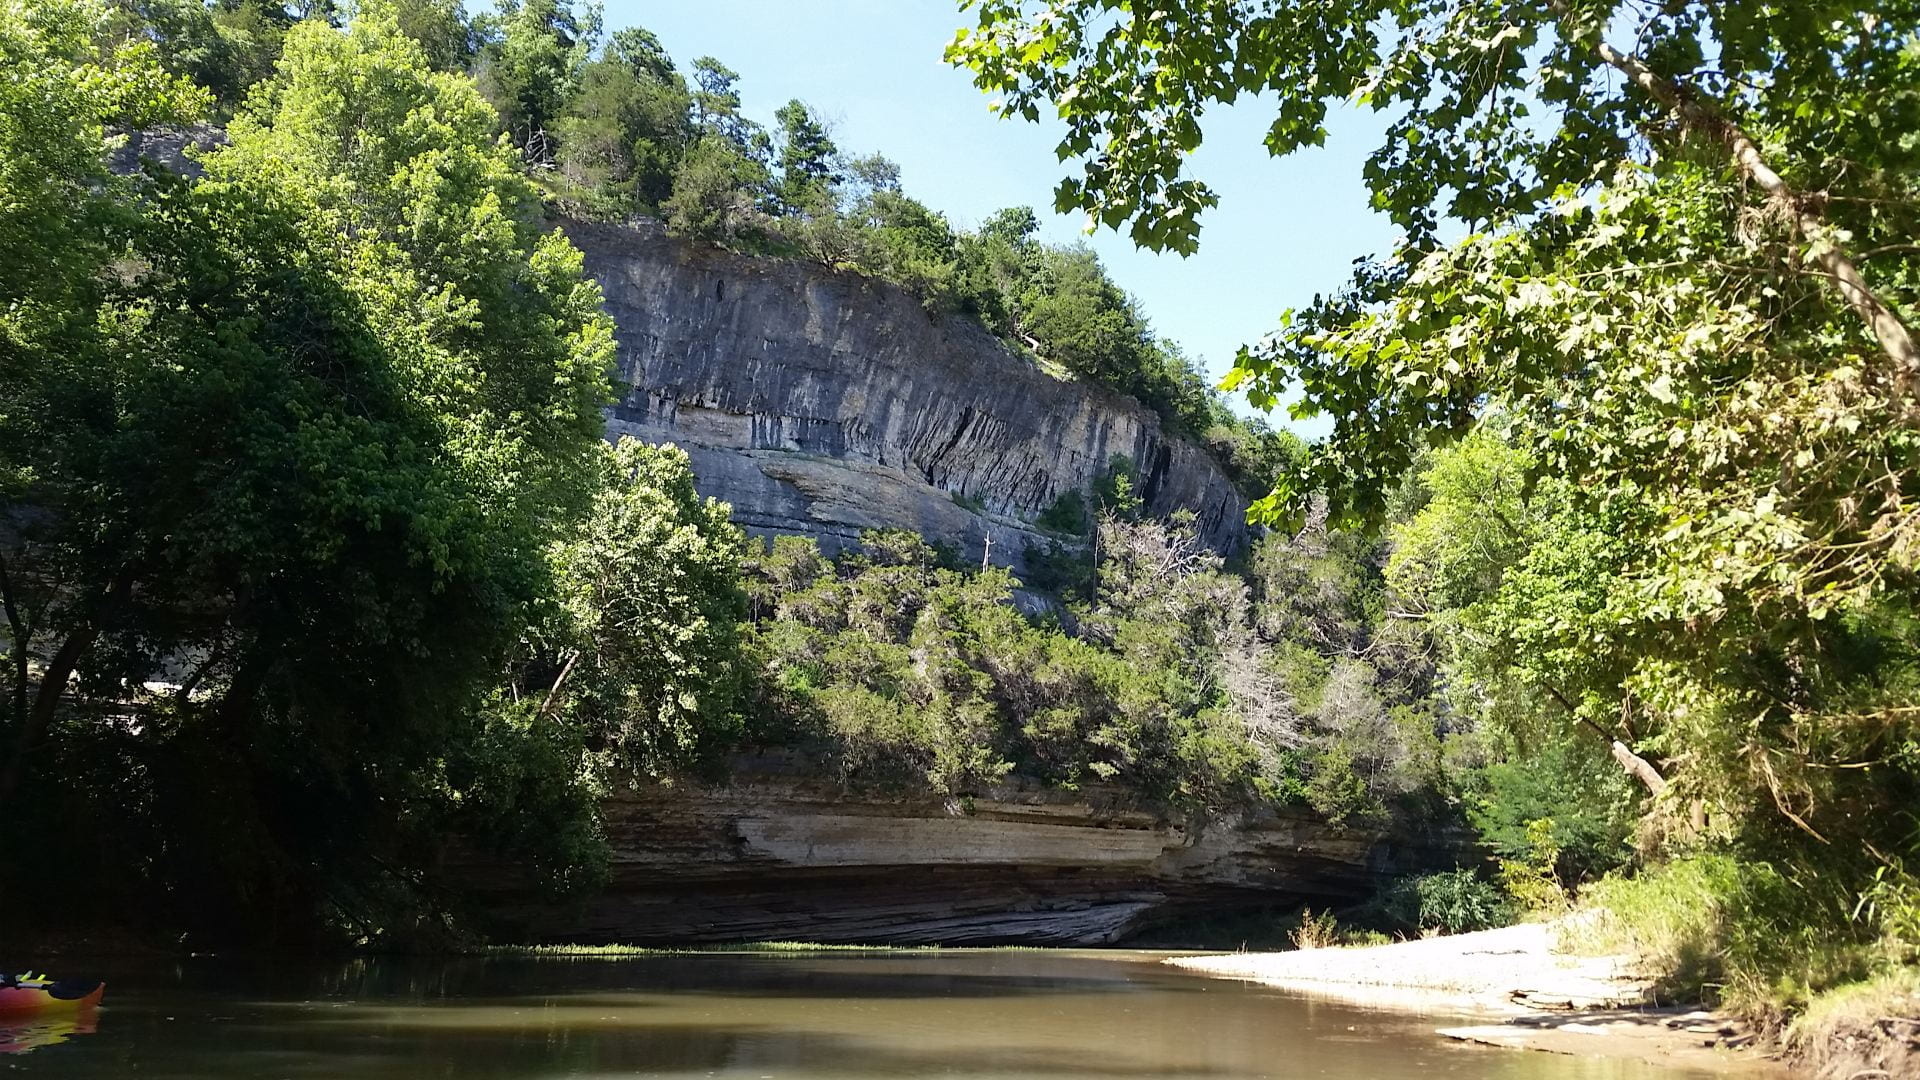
[0,976,105,1016]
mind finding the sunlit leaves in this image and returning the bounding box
[541,439,750,778]
[0,0,207,331]
[950,0,1652,251]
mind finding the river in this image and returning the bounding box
[3,950,1718,1078]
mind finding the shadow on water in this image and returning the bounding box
[175,951,1177,1003]
[6,952,1727,1079]
[54,1014,1242,1078]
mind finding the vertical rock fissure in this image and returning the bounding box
[567,219,1250,573]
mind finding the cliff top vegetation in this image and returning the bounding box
[81,0,1297,499]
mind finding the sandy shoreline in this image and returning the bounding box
[1165,922,1792,1076]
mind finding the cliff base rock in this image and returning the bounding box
[461,763,1459,946]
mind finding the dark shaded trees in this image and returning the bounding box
[472,0,598,164]
[1,4,614,942]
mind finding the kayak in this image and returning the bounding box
[0,976,104,1016]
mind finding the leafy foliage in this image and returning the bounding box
[1469,744,1636,888]
[530,438,750,778]
[951,1,1920,259]
[1380,869,1512,936]
[772,98,839,213]
[471,0,598,162]
[743,510,1453,825]
[0,3,614,945]
[550,26,691,215]
[951,0,1920,1015]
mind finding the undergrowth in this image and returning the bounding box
[1567,853,1920,1027]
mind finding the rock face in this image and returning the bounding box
[111,140,1249,573]
[461,761,1459,946]
[565,220,1249,573]
[108,124,223,179]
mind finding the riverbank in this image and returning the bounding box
[1166,921,1791,1076]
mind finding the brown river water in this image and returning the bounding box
[0,950,1719,1078]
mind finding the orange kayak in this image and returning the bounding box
[0,978,104,1016]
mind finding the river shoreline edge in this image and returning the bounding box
[10,925,1879,1076]
[1163,923,1794,1077]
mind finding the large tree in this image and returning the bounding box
[530,438,751,779]
[950,0,1920,954]
[0,4,614,941]
[772,98,840,214]
[472,0,599,162]
[551,25,693,214]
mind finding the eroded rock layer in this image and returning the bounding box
[565,220,1249,572]
[462,764,1455,946]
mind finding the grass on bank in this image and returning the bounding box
[1562,855,1745,1004]
[1785,968,1920,1057]
[1557,851,1920,1076]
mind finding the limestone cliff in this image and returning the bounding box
[564,220,1249,573]
[459,760,1458,946]
[111,136,1252,572]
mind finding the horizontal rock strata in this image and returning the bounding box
[459,764,1457,946]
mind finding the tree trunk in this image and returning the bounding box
[1610,739,1669,797]
[537,650,580,721]
[0,552,28,733]
[0,626,96,804]
[211,647,269,744]
[1582,30,1919,387]
[1543,681,1670,797]
[0,568,140,803]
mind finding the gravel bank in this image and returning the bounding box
[1166,921,1791,1076]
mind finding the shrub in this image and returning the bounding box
[1302,742,1378,825]
[1467,738,1637,886]
[1036,489,1091,536]
[1020,539,1094,597]
[1292,908,1342,950]
[1415,869,1513,934]
[1092,455,1142,517]
[1381,869,1513,936]
[1498,818,1571,914]
[1285,907,1390,949]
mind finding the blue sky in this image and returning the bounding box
[603,1,1406,436]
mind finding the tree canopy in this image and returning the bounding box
[952,0,1920,1016]
[28,0,1907,987]
[0,1,616,942]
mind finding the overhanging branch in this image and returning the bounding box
[1579,26,1919,390]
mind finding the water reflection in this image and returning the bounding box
[8,951,1729,1079]
[0,1007,98,1055]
